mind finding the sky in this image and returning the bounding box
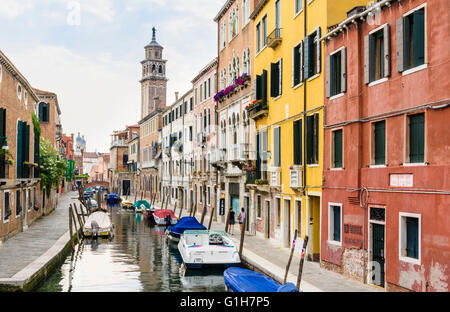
[0,0,224,153]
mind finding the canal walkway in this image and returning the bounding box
[153,200,382,292]
[0,191,80,291]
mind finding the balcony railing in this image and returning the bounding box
[267,28,282,48]
[111,139,126,148]
[289,166,303,189]
[247,101,268,120]
[211,148,226,164]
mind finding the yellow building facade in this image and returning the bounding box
[248,0,369,261]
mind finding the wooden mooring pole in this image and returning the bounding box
[224,210,231,233]
[296,235,309,290]
[284,229,298,284]
[178,199,183,220]
[161,193,165,210]
[208,203,215,230]
[69,205,75,250]
[71,205,80,245]
[238,215,246,258]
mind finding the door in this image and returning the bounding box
[231,196,240,219]
[283,199,291,247]
[122,180,131,196]
[372,223,385,287]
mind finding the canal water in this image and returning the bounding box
[38,208,227,292]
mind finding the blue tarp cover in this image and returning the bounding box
[167,217,206,235]
[224,267,280,292]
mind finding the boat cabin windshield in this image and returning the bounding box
[184,231,231,247]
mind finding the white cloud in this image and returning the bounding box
[0,0,33,19]
[6,45,140,152]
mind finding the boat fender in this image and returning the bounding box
[277,283,299,292]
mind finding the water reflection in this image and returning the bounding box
[38,207,227,292]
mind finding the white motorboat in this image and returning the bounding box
[83,211,114,238]
[178,230,241,268]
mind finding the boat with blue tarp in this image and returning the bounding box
[166,217,206,242]
[223,267,299,292]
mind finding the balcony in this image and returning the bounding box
[270,168,281,189]
[211,148,226,166]
[164,146,171,156]
[267,28,282,49]
[289,166,303,190]
[247,100,268,120]
[111,139,126,148]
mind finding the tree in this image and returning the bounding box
[40,137,66,197]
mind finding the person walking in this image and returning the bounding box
[238,208,246,233]
[228,208,236,235]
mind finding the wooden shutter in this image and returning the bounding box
[364,35,370,84]
[316,27,321,74]
[279,59,283,96]
[396,18,405,72]
[374,121,386,165]
[0,109,5,178]
[306,115,313,164]
[270,62,279,97]
[46,103,50,122]
[262,70,268,105]
[293,119,302,165]
[17,121,23,178]
[341,48,347,92]
[313,113,319,163]
[333,207,341,241]
[256,74,262,100]
[333,130,342,168]
[256,133,261,179]
[24,123,30,163]
[38,103,43,121]
[299,41,304,82]
[409,113,424,163]
[304,35,310,80]
[325,55,331,98]
[274,127,280,167]
[293,45,300,86]
[384,24,391,77]
[413,9,425,67]
[406,217,419,259]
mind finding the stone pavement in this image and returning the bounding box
[0,191,79,280]
[151,200,382,292]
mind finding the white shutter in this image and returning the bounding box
[341,47,347,93]
[396,18,404,73]
[325,55,331,98]
[316,27,321,74]
[384,24,391,77]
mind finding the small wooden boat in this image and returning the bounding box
[122,200,134,209]
[223,267,298,292]
[166,217,206,242]
[83,211,114,238]
[153,209,177,225]
[178,230,240,269]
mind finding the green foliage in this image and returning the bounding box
[32,112,41,135]
[75,174,89,180]
[255,179,269,185]
[40,137,66,196]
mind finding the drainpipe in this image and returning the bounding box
[303,0,307,198]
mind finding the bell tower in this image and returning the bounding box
[140,27,168,119]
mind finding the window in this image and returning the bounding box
[16,189,21,217]
[199,186,203,203]
[256,129,268,180]
[4,191,11,222]
[262,16,267,47]
[400,213,420,263]
[304,27,321,79]
[328,204,342,244]
[270,59,282,98]
[397,8,425,72]
[327,48,347,97]
[275,0,281,29]
[276,198,281,228]
[273,127,281,167]
[408,113,425,163]
[17,121,30,179]
[293,119,302,165]
[0,108,6,179]
[256,22,261,52]
[17,84,22,101]
[364,25,390,84]
[306,113,319,164]
[373,121,386,165]
[208,78,211,98]
[293,41,303,87]
[295,0,303,14]
[332,129,343,168]
[257,195,262,218]
[39,102,50,123]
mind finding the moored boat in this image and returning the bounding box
[106,193,120,207]
[83,211,114,238]
[223,267,299,292]
[178,230,240,269]
[122,200,134,209]
[153,209,177,225]
[166,217,206,242]
[134,200,152,214]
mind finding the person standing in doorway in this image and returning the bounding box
[238,208,246,233]
[228,208,235,235]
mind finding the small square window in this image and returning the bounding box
[328,204,342,244]
[400,214,420,263]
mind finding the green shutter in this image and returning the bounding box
[270,62,279,97]
[333,129,342,168]
[374,121,386,165]
[304,35,311,79]
[409,113,424,163]
[256,133,261,179]
[313,114,319,164]
[293,120,302,165]
[0,109,5,178]
[406,217,419,259]
[293,45,300,86]
[256,74,262,100]
[306,115,313,164]
[46,103,50,122]
[17,121,23,178]
[333,206,341,242]
[413,9,425,67]
[262,70,268,105]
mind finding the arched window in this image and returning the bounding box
[152,64,156,73]
[159,65,163,74]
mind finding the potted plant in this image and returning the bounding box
[255,179,269,185]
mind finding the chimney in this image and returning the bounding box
[175,92,179,101]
